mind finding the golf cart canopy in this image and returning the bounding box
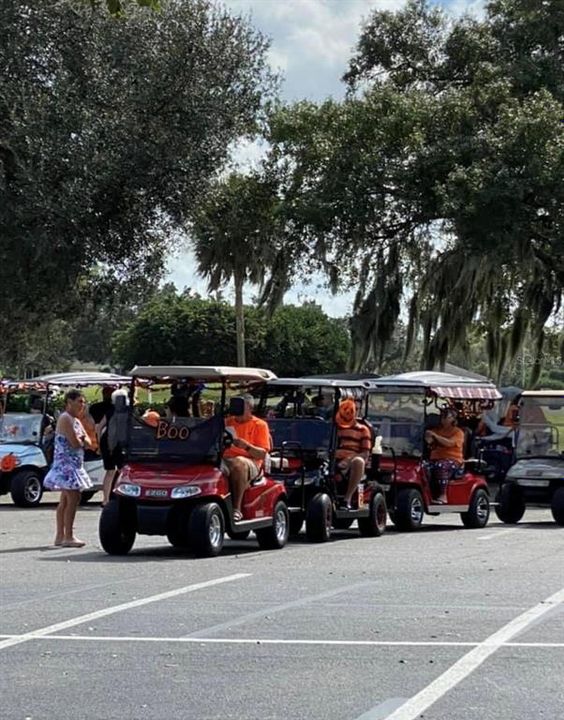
[367,371,502,400]
[266,378,364,389]
[30,372,132,387]
[263,377,366,402]
[130,366,276,383]
[520,390,564,398]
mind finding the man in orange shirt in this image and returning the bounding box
[425,407,465,503]
[223,394,271,521]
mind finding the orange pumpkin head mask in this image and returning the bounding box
[335,399,357,428]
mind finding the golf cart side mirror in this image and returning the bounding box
[228,397,245,416]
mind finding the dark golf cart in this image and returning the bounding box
[256,378,387,543]
[99,365,290,557]
[364,371,502,531]
[495,390,564,525]
[0,372,129,507]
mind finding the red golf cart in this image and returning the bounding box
[99,366,290,557]
[365,371,502,531]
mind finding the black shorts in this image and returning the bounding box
[100,434,123,471]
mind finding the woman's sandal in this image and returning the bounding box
[233,510,243,522]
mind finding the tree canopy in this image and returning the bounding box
[0,0,275,368]
[261,0,563,382]
[112,291,350,376]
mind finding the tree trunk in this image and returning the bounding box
[234,274,246,366]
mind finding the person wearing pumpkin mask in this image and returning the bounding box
[335,399,372,510]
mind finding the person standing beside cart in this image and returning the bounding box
[93,387,126,506]
[44,390,93,547]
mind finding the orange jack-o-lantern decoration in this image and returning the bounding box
[142,410,160,428]
[335,399,357,429]
[1,453,18,472]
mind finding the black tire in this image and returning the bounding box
[80,490,96,505]
[256,500,289,550]
[99,500,136,555]
[226,529,251,541]
[332,517,354,530]
[495,483,525,524]
[305,493,332,543]
[289,513,304,536]
[550,487,564,526]
[10,469,43,508]
[461,488,490,529]
[393,488,424,531]
[358,491,387,537]
[188,503,224,557]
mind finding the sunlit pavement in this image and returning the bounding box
[1,493,563,720]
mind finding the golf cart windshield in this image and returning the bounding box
[127,414,223,464]
[516,395,564,457]
[0,414,43,444]
[367,392,425,457]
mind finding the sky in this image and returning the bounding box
[167,0,485,316]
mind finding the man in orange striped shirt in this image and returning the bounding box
[335,399,372,510]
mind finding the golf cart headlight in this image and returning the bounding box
[171,486,201,499]
[116,483,141,498]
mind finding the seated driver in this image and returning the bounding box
[335,399,371,510]
[223,394,271,522]
[425,407,465,503]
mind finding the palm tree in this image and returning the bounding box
[191,173,278,366]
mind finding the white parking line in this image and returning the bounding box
[0,635,562,648]
[0,573,250,652]
[380,587,564,720]
[477,528,518,540]
[185,581,376,638]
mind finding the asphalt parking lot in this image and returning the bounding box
[1,494,563,720]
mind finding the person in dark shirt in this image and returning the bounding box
[91,386,119,505]
[89,386,114,425]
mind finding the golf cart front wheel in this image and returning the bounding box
[10,470,43,508]
[305,493,332,543]
[188,502,225,557]
[494,484,525,524]
[358,491,387,537]
[393,488,424,531]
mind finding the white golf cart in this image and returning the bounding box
[0,372,130,507]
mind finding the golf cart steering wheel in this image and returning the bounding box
[223,430,234,448]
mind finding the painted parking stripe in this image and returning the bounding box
[0,635,562,648]
[380,587,564,720]
[0,573,250,652]
[477,528,518,540]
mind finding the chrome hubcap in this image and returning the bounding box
[411,497,423,524]
[209,512,222,547]
[275,508,287,542]
[25,477,41,503]
[476,496,489,521]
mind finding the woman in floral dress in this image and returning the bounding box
[44,390,93,547]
